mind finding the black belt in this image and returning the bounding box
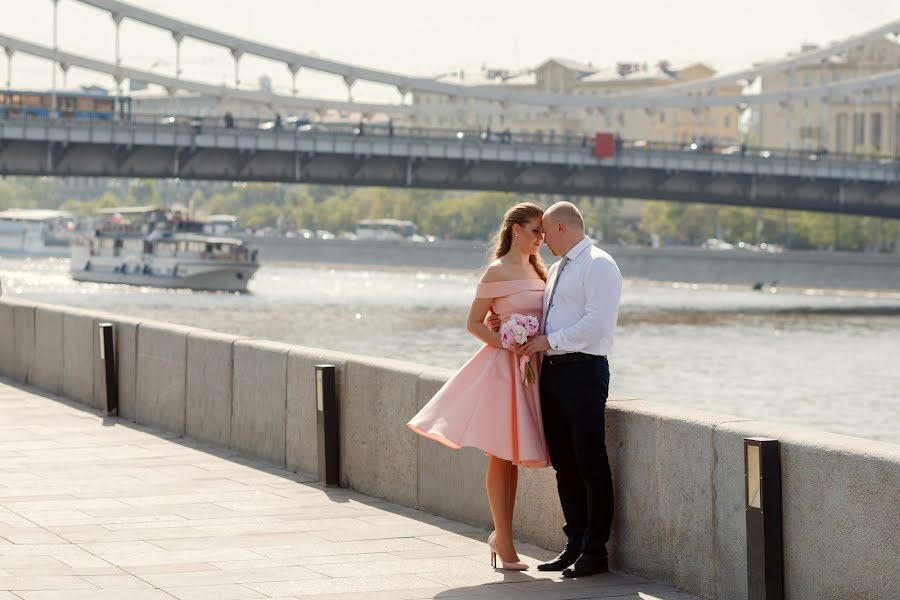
[543,352,605,366]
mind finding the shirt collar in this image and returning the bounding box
[564,237,593,261]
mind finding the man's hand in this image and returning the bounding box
[522,335,551,354]
[485,313,501,333]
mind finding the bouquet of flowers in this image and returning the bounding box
[499,313,540,385]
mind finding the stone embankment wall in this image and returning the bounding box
[1,296,898,599]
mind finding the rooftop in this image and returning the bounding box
[434,69,537,87]
[0,208,74,221]
[537,57,598,74]
[96,205,164,215]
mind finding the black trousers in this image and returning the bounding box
[540,355,613,557]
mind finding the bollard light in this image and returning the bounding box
[744,437,784,600]
[315,364,339,486]
[98,323,118,416]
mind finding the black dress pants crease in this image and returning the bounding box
[540,356,613,557]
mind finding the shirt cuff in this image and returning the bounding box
[547,331,562,351]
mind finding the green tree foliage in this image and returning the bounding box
[0,180,26,211]
[639,201,900,251]
[1,176,897,252]
[240,203,283,229]
[58,191,123,216]
[126,180,161,206]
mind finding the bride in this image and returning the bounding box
[408,202,549,571]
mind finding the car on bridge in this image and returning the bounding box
[258,115,312,131]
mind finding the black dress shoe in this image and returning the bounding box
[562,553,609,578]
[536,545,581,571]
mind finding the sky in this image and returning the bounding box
[0,0,897,103]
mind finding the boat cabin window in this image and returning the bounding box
[199,242,243,260]
[157,241,177,257]
[183,242,208,254]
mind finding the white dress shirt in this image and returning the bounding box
[543,237,623,356]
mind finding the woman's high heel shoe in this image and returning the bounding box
[488,533,528,570]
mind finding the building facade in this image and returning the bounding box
[405,59,743,146]
[756,37,900,154]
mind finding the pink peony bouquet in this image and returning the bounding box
[499,313,540,385]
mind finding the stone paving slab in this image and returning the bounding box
[0,377,706,600]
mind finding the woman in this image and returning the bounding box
[407,202,549,570]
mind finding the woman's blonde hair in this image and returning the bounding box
[488,202,547,281]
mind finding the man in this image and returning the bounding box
[522,201,623,577]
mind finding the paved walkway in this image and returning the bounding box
[0,377,704,600]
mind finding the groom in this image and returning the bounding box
[522,201,623,577]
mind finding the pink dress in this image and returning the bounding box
[407,279,550,468]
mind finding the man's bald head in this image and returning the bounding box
[541,202,587,257]
[543,202,584,232]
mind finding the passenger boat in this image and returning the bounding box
[0,208,76,254]
[69,207,259,292]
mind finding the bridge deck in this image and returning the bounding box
[2,118,899,217]
[0,377,703,600]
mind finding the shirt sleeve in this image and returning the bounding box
[547,257,622,353]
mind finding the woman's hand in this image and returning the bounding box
[467,296,504,349]
[484,312,501,332]
[521,335,551,355]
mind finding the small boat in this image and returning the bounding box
[0,208,76,254]
[70,206,259,292]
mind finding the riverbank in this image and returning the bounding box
[5,235,900,291]
[244,236,900,291]
[263,259,900,300]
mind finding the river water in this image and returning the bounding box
[2,256,898,445]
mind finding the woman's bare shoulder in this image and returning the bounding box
[480,261,512,284]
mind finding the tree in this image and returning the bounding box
[239,203,283,230]
[1,176,897,251]
[0,180,23,211]
[127,180,161,207]
[58,191,121,216]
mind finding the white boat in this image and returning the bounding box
[0,208,75,254]
[355,218,420,241]
[69,207,259,292]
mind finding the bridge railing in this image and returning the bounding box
[4,111,900,166]
[618,138,900,165]
[1,111,594,150]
